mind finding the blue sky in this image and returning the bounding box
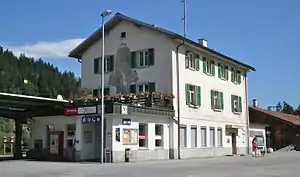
[1,0,300,109]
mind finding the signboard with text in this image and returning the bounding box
[65,106,97,115]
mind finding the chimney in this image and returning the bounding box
[253,99,258,107]
[198,38,207,47]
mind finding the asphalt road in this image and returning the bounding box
[0,151,299,177]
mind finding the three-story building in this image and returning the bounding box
[69,12,255,160]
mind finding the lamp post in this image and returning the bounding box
[100,10,112,164]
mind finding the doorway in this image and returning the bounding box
[231,133,237,155]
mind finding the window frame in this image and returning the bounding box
[138,50,149,67]
[191,126,197,148]
[232,94,242,113]
[211,90,223,111]
[209,127,215,147]
[155,124,163,148]
[218,63,228,80]
[138,123,148,148]
[186,52,196,69]
[231,68,242,84]
[204,58,215,75]
[217,128,223,147]
[179,125,187,147]
[200,127,207,147]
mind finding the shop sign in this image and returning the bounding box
[65,106,97,115]
[82,115,101,124]
[122,118,131,125]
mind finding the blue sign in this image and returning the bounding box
[122,118,131,125]
[82,116,101,124]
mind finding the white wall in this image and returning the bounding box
[109,114,170,151]
[31,116,79,149]
[81,20,174,93]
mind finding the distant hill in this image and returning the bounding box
[0,45,81,99]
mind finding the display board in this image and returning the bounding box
[123,128,138,145]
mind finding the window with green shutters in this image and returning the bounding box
[231,68,242,84]
[210,90,224,111]
[131,48,155,68]
[94,55,114,74]
[130,82,156,93]
[185,51,200,71]
[231,95,242,113]
[203,57,215,76]
[218,63,229,80]
[185,84,201,107]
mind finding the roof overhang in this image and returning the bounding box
[0,92,69,120]
[68,12,256,72]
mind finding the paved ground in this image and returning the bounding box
[0,151,300,177]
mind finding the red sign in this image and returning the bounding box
[64,108,78,115]
[139,135,146,140]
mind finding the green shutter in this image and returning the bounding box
[94,58,99,74]
[131,52,136,68]
[185,84,190,105]
[109,55,114,71]
[148,82,156,93]
[195,54,200,71]
[129,84,136,93]
[237,71,241,84]
[210,90,214,109]
[220,92,224,110]
[225,66,229,80]
[211,61,215,76]
[185,51,189,68]
[148,48,155,66]
[238,96,242,112]
[231,95,235,112]
[218,63,221,78]
[203,57,207,73]
[231,68,234,82]
[196,86,201,106]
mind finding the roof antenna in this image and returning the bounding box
[182,0,187,38]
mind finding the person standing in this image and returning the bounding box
[252,137,258,157]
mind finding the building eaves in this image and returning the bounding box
[69,12,256,71]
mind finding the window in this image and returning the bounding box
[185,84,201,106]
[92,88,110,97]
[217,128,223,147]
[218,63,229,80]
[121,32,126,38]
[210,90,224,111]
[180,126,187,147]
[185,51,200,70]
[130,82,156,93]
[131,48,155,68]
[115,128,120,142]
[201,127,207,147]
[203,57,215,75]
[191,126,197,147]
[93,55,114,74]
[139,123,148,148]
[34,139,43,149]
[155,124,163,147]
[209,127,215,147]
[231,68,242,84]
[67,124,76,137]
[231,95,242,113]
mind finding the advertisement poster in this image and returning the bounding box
[123,128,138,145]
[49,134,59,154]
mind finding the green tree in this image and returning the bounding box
[281,101,295,114]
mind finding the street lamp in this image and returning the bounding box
[100,9,112,164]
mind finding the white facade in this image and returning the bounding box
[69,13,254,160]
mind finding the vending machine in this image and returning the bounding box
[48,131,64,160]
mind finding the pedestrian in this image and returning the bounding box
[252,137,258,157]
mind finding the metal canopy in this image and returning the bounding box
[0,92,69,120]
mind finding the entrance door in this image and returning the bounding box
[231,133,237,155]
[95,124,101,160]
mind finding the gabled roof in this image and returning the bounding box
[69,12,255,71]
[249,106,300,126]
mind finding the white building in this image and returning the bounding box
[29,12,256,162]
